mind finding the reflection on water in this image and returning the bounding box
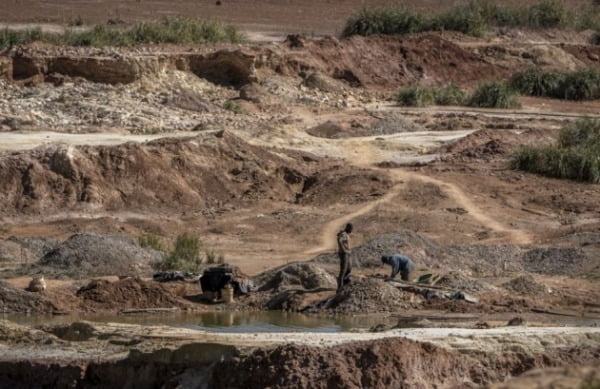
[5,311,395,333]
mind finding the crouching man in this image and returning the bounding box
[381,254,415,282]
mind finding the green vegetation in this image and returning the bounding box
[468,81,521,108]
[152,232,225,272]
[343,0,598,38]
[157,232,204,273]
[396,86,435,107]
[396,82,515,108]
[223,100,244,114]
[510,68,600,100]
[0,17,244,48]
[138,234,165,252]
[396,83,467,107]
[513,119,600,183]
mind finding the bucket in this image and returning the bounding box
[221,284,234,304]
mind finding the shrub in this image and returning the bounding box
[342,0,592,38]
[0,17,244,48]
[223,100,243,113]
[156,232,204,273]
[468,81,521,108]
[526,0,572,28]
[342,7,427,36]
[511,68,600,100]
[138,234,164,252]
[592,31,600,45]
[434,83,467,105]
[561,69,600,100]
[396,86,435,107]
[513,119,600,183]
[510,67,565,97]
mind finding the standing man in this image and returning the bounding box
[381,254,415,282]
[337,223,353,292]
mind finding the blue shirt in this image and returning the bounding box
[382,254,415,279]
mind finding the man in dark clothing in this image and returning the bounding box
[337,223,353,292]
[381,254,415,282]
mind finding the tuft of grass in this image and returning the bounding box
[434,83,467,105]
[513,119,600,183]
[223,100,243,114]
[138,234,165,252]
[0,17,244,48]
[156,232,204,273]
[468,81,521,108]
[511,68,600,101]
[396,86,435,107]
[342,0,595,38]
[396,83,467,107]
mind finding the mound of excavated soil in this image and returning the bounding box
[38,234,161,278]
[289,34,505,89]
[256,263,336,292]
[0,132,389,216]
[0,280,56,313]
[298,167,391,206]
[502,275,548,296]
[215,338,478,389]
[306,113,423,139]
[0,237,59,264]
[521,248,587,276]
[75,278,185,311]
[435,271,491,292]
[439,129,551,162]
[314,278,417,314]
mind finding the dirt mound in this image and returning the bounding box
[214,337,477,389]
[75,278,185,311]
[502,275,548,296]
[283,34,505,89]
[314,278,417,314]
[256,263,336,292]
[0,280,56,313]
[38,234,161,277]
[0,237,58,264]
[297,167,391,206]
[522,248,587,276]
[0,132,389,216]
[435,271,491,292]
[439,129,544,161]
[306,113,423,139]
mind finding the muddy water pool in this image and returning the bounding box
[5,311,397,333]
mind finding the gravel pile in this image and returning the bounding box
[38,234,162,277]
[502,275,548,296]
[255,263,336,292]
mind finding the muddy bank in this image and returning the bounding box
[0,321,599,388]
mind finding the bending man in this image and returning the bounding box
[381,254,415,282]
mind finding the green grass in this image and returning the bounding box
[0,17,244,48]
[223,100,244,114]
[513,119,600,183]
[511,68,600,101]
[396,83,466,107]
[138,234,165,252]
[155,232,204,273]
[396,81,520,109]
[343,0,596,38]
[468,81,521,108]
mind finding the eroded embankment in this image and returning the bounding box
[0,322,598,388]
[2,34,598,89]
[0,131,391,217]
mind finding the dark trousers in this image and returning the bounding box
[337,252,351,291]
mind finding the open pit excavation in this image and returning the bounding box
[1,0,600,387]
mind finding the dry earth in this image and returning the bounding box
[0,4,600,388]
